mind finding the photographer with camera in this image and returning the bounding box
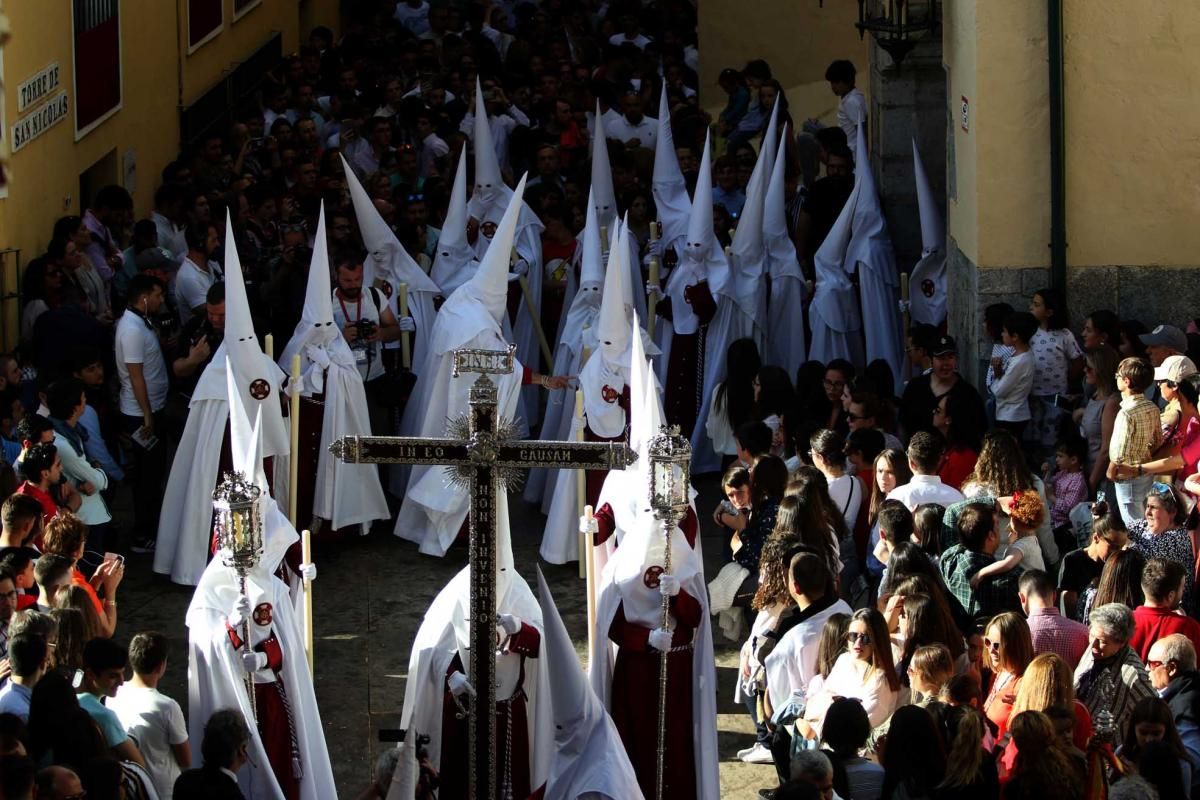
[331,247,413,435]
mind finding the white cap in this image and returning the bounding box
[1155,354,1199,384]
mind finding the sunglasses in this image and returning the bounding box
[983,638,1001,652]
[848,632,872,644]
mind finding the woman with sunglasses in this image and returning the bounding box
[799,607,900,740]
[981,611,1034,738]
[1126,482,1196,613]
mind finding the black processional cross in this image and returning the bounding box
[329,345,636,800]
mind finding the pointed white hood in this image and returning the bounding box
[727,106,775,314]
[913,138,945,256]
[810,168,862,335]
[225,355,266,491]
[651,84,690,247]
[556,191,605,353]
[341,153,440,296]
[845,125,897,286]
[764,124,804,278]
[471,77,506,209]
[594,221,631,365]
[580,190,605,290]
[535,567,644,799]
[759,99,782,187]
[222,210,264,373]
[280,204,348,368]
[431,175,530,355]
[681,130,730,296]
[590,103,619,230]
[908,138,948,327]
[430,148,479,297]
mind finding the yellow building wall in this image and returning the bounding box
[946,0,1200,270]
[697,0,870,128]
[0,0,335,347]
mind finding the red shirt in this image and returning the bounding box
[938,446,978,490]
[16,482,57,548]
[1130,604,1200,661]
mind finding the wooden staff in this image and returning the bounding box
[518,275,555,366]
[647,222,661,339]
[264,333,274,360]
[575,389,587,579]
[599,225,610,257]
[302,528,314,675]
[656,516,674,800]
[583,504,597,661]
[288,354,301,527]
[398,282,411,370]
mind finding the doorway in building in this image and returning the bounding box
[79,149,119,213]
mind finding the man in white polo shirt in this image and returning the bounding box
[607,89,657,151]
[116,274,170,553]
[886,430,965,511]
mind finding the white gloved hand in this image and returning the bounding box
[645,237,665,259]
[299,562,317,582]
[447,670,476,698]
[648,628,674,652]
[497,613,522,636]
[659,574,681,597]
[242,651,268,673]
[645,281,661,298]
[579,515,600,535]
[397,315,416,333]
[510,258,529,278]
[897,299,911,314]
[228,595,252,629]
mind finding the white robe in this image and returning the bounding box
[362,249,440,372]
[763,230,809,379]
[691,294,756,475]
[154,348,289,586]
[400,565,553,793]
[908,248,947,327]
[185,506,335,800]
[393,323,523,556]
[588,521,720,800]
[288,343,389,530]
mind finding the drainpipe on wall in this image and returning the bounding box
[1048,0,1067,292]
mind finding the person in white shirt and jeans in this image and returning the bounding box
[115,274,171,552]
[887,431,965,511]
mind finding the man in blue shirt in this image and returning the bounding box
[77,637,146,768]
[0,632,48,722]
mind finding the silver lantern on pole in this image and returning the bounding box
[213,470,265,721]
[646,424,691,800]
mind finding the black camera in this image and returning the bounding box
[353,319,378,340]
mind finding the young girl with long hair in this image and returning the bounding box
[802,608,901,738]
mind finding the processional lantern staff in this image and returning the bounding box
[647,424,692,800]
[213,471,266,720]
[328,345,636,799]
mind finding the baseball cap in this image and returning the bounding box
[1139,324,1188,354]
[1154,354,1198,384]
[931,335,957,357]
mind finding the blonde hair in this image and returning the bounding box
[911,643,954,693]
[1010,653,1075,717]
[986,611,1034,676]
[940,709,985,789]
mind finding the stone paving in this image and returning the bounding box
[116,472,773,798]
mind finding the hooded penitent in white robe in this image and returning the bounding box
[588,382,719,798]
[466,81,545,427]
[908,138,947,328]
[809,155,866,369]
[763,124,809,379]
[846,125,903,384]
[430,148,479,300]
[531,568,644,800]
[342,153,441,372]
[398,488,552,797]
[278,205,389,532]
[692,114,775,474]
[186,364,335,800]
[394,176,531,556]
[587,104,645,322]
[660,132,722,441]
[539,224,657,564]
[524,194,605,510]
[155,215,291,586]
[648,85,691,380]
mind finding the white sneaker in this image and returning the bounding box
[740,743,774,764]
[735,745,758,759]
